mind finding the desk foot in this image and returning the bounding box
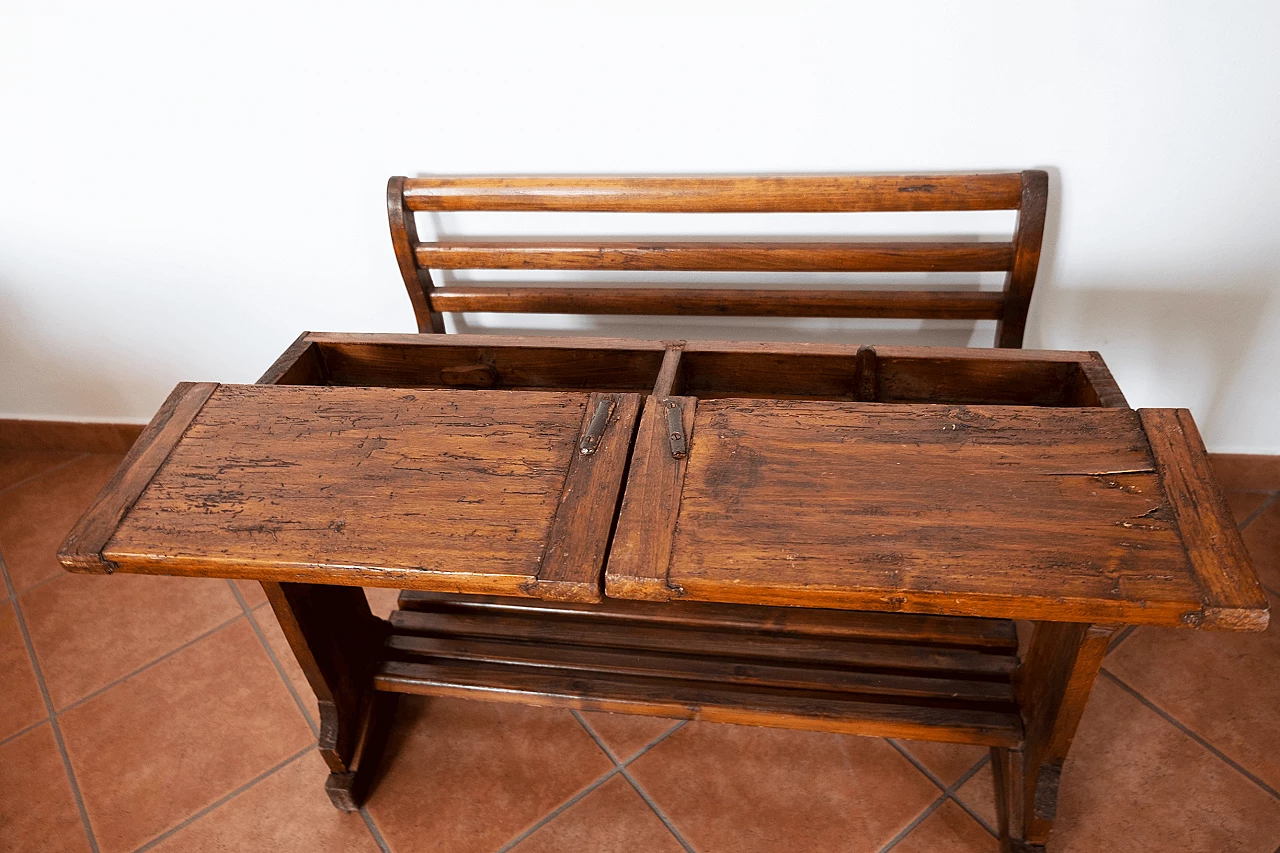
[325,691,400,811]
[261,581,391,811]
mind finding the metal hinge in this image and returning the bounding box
[579,398,615,455]
[665,399,687,459]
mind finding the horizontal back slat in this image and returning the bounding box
[403,173,1026,213]
[430,287,1005,320]
[416,240,1015,272]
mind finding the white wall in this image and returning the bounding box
[2,1,1277,452]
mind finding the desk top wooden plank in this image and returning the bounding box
[617,400,1265,629]
[79,385,633,597]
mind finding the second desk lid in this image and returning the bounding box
[60,383,640,602]
[605,397,1266,629]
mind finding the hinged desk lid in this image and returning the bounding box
[60,382,641,602]
[605,397,1267,629]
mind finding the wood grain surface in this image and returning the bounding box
[427,286,1007,319]
[98,385,625,595]
[416,240,1016,273]
[632,401,1232,626]
[59,382,217,572]
[606,396,696,600]
[1141,408,1268,629]
[401,173,1026,212]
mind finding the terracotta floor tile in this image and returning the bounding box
[953,763,997,831]
[366,695,614,853]
[894,739,987,787]
[59,619,315,853]
[578,711,680,761]
[1241,498,1280,591]
[0,449,82,493]
[364,586,400,620]
[891,799,998,853]
[1211,454,1280,493]
[0,453,123,592]
[0,723,92,853]
[252,602,319,730]
[1225,491,1271,525]
[627,721,939,853]
[1104,601,1280,790]
[23,571,243,708]
[147,750,379,853]
[0,601,45,741]
[235,579,268,608]
[510,773,686,853]
[1051,677,1280,851]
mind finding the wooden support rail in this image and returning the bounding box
[401,173,1026,212]
[415,241,1015,272]
[428,286,1006,319]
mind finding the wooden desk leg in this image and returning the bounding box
[261,581,394,811]
[995,622,1117,851]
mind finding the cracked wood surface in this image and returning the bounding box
[634,401,1242,627]
[93,385,633,595]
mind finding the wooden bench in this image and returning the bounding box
[387,171,1049,347]
[56,174,1267,852]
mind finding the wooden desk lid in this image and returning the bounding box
[60,381,1267,628]
[606,398,1268,630]
[59,383,640,602]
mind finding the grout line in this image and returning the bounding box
[55,613,246,717]
[0,452,89,498]
[0,549,101,853]
[1238,491,1279,532]
[491,767,622,853]
[0,716,49,750]
[886,739,999,836]
[569,712,696,851]
[1101,670,1280,801]
[131,745,314,853]
[1107,624,1138,655]
[572,710,688,766]
[229,580,319,737]
[492,713,689,853]
[877,792,947,852]
[14,568,76,599]
[359,806,393,853]
[943,757,998,839]
[619,769,698,853]
[878,750,993,850]
[886,738,949,791]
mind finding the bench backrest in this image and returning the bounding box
[387,171,1048,347]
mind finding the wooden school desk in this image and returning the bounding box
[59,333,1267,852]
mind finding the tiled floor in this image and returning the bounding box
[2,447,1279,852]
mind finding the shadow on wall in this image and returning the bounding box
[1031,280,1274,442]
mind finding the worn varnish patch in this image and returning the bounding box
[660,401,1205,625]
[102,386,603,593]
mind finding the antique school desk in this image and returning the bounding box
[58,174,1268,851]
[58,334,1266,852]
